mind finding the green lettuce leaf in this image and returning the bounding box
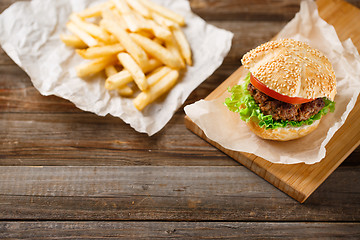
[224,73,335,130]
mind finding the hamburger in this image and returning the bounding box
[225,39,336,141]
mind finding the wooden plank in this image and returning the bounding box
[0,0,30,12]
[0,166,359,221]
[185,0,360,203]
[0,61,236,113]
[1,109,358,166]
[0,0,358,18]
[0,111,238,166]
[0,0,302,20]
[190,0,302,21]
[192,0,360,21]
[1,221,359,239]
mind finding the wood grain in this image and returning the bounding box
[0,166,359,221]
[1,221,359,239]
[1,41,358,167]
[0,19,289,167]
[1,0,360,238]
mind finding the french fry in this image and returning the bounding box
[105,69,133,90]
[101,8,128,30]
[76,43,124,59]
[124,0,151,18]
[66,22,98,47]
[70,14,110,42]
[138,0,185,26]
[141,58,162,73]
[137,30,154,39]
[103,34,119,45]
[60,34,88,48]
[117,86,134,97]
[130,33,182,69]
[105,65,134,96]
[76,56,116,77]
[118,52,148,91]
[133,12,152,31]
[106,58,160,90]
[112,0,132,14]
[77,1,115,18]
[133,70,179,111]
[102,19,148,67]
[146,66,172,86]
[152,12,177,28]
[105,65,118,77]
[153,38,163,46]
[165,35,186,69]
[113,0,142,32]
[171,25,192,66]
[146,19,172,41]
[122,13,142,32]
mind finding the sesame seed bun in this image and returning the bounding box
[246,118,322,141]
[241,39,336,101]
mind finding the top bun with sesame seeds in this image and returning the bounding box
[241,38,336,101]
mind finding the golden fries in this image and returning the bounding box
[101,19,148,67]
[76,43,124,59]
[133,70,179,111]
[138,0,185,26]
[60,34,87,48]
[146,66,172,86]
[66,22,98,47]
[105,65,118,77]
[152,12,176,28]
[165,36,186,69]
[61,0,192,111]
[78,1,115,18]
[105,69,133,90]
[125,0,151,18]
[141,58,162,73]
[171,25,192,66]
[113,0,142,32]
[146,19,172,41]
[105,65,134,97]
[76,56,116,78]
[101,8,128,30]
[70,14,110,42]
[130,33,183,69]
[118,52,148,91]
[112,0,132,14]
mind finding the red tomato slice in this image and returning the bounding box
[250,73,314,104]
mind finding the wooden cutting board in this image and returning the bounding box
[185,0,360,203]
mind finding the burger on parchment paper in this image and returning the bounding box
[225,39,336,141]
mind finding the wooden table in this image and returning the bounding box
[1,0,360,238]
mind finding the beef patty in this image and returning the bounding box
[247,83,325,122]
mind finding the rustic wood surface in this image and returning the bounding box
[1,0,360,239]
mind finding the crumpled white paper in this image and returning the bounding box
[0,0,233,136]
[185,0,360,164]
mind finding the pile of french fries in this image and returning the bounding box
[60,0,192,111]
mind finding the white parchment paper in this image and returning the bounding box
[0,0,233,136]
[185,0,360,164]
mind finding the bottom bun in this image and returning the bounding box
[246,119,321,141]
